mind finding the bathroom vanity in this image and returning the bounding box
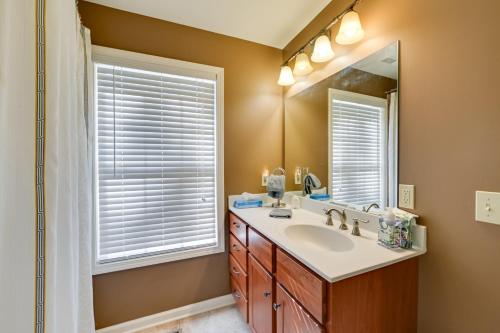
[227,198,426,333]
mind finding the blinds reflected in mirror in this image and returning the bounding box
[95,63,219,264]
[329,89,387,207]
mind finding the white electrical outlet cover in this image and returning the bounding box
[399,184,415,209]
[476,191,500,225]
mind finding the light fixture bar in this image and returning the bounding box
[281,0,360,66]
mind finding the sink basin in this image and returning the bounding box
[285,224,354,252]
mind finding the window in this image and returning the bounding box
[328,89,387,207]
[92,46,224,274]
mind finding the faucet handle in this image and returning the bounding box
[351,218,369,236]
[323,208,334,226]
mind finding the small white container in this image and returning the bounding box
[291,195,301,209]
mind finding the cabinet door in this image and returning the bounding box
[275,283,324,333]
[249,254,273,333]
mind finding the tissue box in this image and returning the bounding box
[310,193,331,201]
[378,224,401,248]
[378,219,413,249]
[233,199,263,209]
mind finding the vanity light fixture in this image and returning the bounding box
[277,65,295,86]
[311,34,335,63]
[277,0,364,86]
[335,11,365,45]
[293,52,314,76]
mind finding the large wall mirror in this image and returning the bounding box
[284,41,399,209]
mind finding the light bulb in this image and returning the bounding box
[293,52,314,76]
[277,65,295,86]
[311,35,335,63]
[335,11,365,45]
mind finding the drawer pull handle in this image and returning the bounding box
[273,303,281,311]
[263,291,271,298]
[231,267,240,275]
[233,291,241,299]
[231,244,240,251]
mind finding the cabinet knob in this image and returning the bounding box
[263,291,271,298]
[273,303,281,311]
[233,291,241,299]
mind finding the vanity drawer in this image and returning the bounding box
[229,234,247,271]
[229,213,247,246]
[276,248,326,324]
[248,227,274,273]
[231,276,248,323]
[229,253,248,297]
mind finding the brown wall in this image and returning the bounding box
[284,67,396,190]
[78,1,283,328]
[285,0,500,332]
[80,0,500,331]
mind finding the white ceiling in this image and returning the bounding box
[85,0,332,49]
[352,43,398,80]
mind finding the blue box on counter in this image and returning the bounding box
[233,199,263,209]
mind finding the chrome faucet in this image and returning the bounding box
[363,203,380,213]
[351,218,370,236]
[324,208,348,230]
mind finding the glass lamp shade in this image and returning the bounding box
[293,52,314,76]
[311,35,335,63]
[335,11,365,45]
[277,65,295,86]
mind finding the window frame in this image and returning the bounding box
[328,88,388,208]
[91,46,225,275]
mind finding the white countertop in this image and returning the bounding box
[228,197,426,283]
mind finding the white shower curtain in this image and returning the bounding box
[0,0,95,332]
[0,1,37,331]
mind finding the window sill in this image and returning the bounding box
[92,244,225,275]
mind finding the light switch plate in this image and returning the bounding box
[476,191,500,225]
[261,175,268,187]
[399,184,415,209]
[294,167,302,185]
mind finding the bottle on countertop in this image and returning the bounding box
[291,195,301,209]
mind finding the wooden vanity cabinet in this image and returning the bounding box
[248,254,273,333]
[228,212,419,333]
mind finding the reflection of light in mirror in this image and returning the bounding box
[286,37,394,98]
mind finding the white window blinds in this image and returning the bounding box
[94,51,223,272]
[329,89,387,207]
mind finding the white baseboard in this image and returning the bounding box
[97,294,235,333]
